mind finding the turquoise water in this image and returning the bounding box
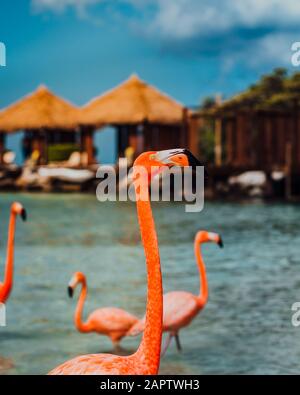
[0,193,300,375]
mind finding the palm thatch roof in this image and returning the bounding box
[0,85,80,132]
[80,74,186,126]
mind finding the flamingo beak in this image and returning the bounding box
[68,286,74,298]
[20,208,27,222]
[156,149,201,166]
[218,237,224,248]
[156,149,208,178]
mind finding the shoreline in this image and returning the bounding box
[0,163,299,202]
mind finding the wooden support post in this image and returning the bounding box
[226,119,234,165]
[136,124,145,155]
[43,130,48,164]
[85,129,94,165]
[278,116,286,166]
[39,131,47,165]
[285,141,292,201]
[265,116,273,167]
[214,95,222,166]
[0,133,5,164]
[215,117,222,166]
[181,108,188,148]
[188,114,199,156]
[293,100,300,167]
[80,128,85,153]
[249,113,258,167]
[236,114,245,166]
[80,127,95,166]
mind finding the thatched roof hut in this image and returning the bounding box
[0,85,80,132]
[79,75,194,160]
[80,74,186,127]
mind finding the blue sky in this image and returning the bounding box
[0,0,300,162]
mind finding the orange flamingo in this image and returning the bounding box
[128,230,223,354]
[0,202,27,304]
[67,271,139,350]
[49,148,203,375]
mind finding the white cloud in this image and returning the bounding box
[245,33,296,67]
[32,0,300,35]
[141,0,300,69]
[220,32,296,72]
[147,0,300,40]
[31,0,300,68]
[31,0,102,14]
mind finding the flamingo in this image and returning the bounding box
[49,148,203,375]
[67,271,139,350]
[128,230,223,355]
[0,202,27,304]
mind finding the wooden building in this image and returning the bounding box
[0,86,82,164]
[80,74,197,163]
[198,103,300,173]
[194,97,300,198]
[216,110,300,170]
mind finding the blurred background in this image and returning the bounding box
[0,0,300,375]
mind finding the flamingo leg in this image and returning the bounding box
[161,333,173,357]
[112,340,122,354]
[175,333,182,352]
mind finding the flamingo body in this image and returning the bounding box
[129,230,223,353]
[129,292,200,336]
[162,291,200,333]
[67,272,139,347]
[84,307,138,343]
[49,354,148,375]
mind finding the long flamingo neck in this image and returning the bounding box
[74,281,90,333]
[0,211,17,303]
[133,176,163,374]
[194,239,208,307]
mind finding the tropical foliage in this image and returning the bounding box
[214,68,300,111]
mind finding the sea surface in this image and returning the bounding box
[0,193,299,375]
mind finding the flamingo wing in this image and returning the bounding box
[162,291,200,332]
[88,307,138,334]
[128,292,200,336]
[127,317,146,336]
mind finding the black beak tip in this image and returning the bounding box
[21,208,27,222]
[68,286,73,298]
[218,237,224,248]
[184,149,208,178]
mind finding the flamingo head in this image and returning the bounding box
[133,149,205,179]
[196,231,224,248]
[68,272,86,298]
[11,202,27,221]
